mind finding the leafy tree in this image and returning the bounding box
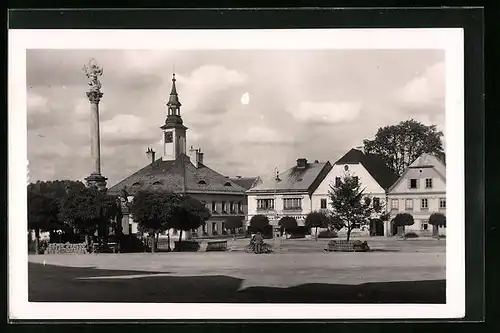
[225,216,244,234]
[393,213,415,239]
[429,212,446,238]
[249,214,270,233]
[27,180,86,253]
[328,173,373,241]
[169,195,211,250]
[429,212,446,227]
[59,186,121,250]
[278,216,298,235]
[129,191,179,253]
[305,211,330,241]
[363,119,444,176]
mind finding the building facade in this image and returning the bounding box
[246,158,332,237]
[108,74,251,238]
[386,153,446,237]
[312,148,398,236]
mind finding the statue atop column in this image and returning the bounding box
[83,58,104,104]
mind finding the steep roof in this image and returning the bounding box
[247,161,332,195]
[108,154,247,196]
[388,152,446,193]
[335,148,398,190]
[229,177,261,190]
[408,153,446,180]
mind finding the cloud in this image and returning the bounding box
[241,126,295,146]
[27,92,49,114]
[287,101,362,124]
[397,62,445,110]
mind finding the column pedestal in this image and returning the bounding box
[85,173,108,191]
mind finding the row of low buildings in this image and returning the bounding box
[108,74,446,238]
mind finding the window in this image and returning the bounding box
[238,201,243,213]
[405,199,413,210]
[221,201,227,213]
[335,177,341,187]
[221,222,226,231]
[373,197,381,210]
[409,179,419,189]
[320,198,327,209]
[212,222,217,232]
[229,201,235,213]
[391,199,399,210]
[425,178,433,189]
[421,221,428,230]
[421,198,428,210]
[198,180,207,185]
[257,199,274,210]
[224,182,232,187]
[439,198,446,209]
[212,201,217,213]
[283,198,302,210]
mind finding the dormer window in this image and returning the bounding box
[198,180,207,185]
[224,182,232,186]
[152,181,162,186]
[131,182,141,188]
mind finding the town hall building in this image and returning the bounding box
[108,74,251,237]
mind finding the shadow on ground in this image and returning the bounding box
[29,263,445,303]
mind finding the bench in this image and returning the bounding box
[325,240,370,252]
[206,240,228,252]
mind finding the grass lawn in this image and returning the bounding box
[28,237,446,303]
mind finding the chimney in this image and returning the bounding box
[146,147,156,164]
[196,150,204,167]
[296,158,308,169]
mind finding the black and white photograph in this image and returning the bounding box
[9,27,466,320]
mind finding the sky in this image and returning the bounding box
[26,49,445,187]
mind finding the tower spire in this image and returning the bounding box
[167,73,181,115]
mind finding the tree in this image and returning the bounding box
[363,119,444,176]
[393,213,415,239]
[429,212,446,238]
[129,191,179,253]
[225,216,244,235]
[249,214,270,234]
[59,186,121,250]
[169,195,211,250]
[304,211,329,241]
[27,180,86,253]
[278,216,298,235]
[328,173,374,242]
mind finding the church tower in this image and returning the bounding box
[161,73,187,161]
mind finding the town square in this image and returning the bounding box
[25,48,447,304]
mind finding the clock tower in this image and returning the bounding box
[161,73,187,161]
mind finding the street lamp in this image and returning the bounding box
[274,167,281,238]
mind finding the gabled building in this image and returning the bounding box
[387,153,446,236]
[246,158,332,236]
[108,74,250,237]
[312,148,399,236]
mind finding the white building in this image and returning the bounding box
[312,148,398,236]
[387,153,446,237]
[246,158,332,237]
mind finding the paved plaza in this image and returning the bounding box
[28,237,446,303]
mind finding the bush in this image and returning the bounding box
[173,240,200,252]
[202,231,208,237]
[212,230,218,236]
[119,235,148,253]
[222,230,228,235]
[192,232,199,238]
[404,232,419,238]
[318,229,338,238]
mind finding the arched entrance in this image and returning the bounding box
[369,219,384,236]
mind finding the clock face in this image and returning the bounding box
[165,132,173,143]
